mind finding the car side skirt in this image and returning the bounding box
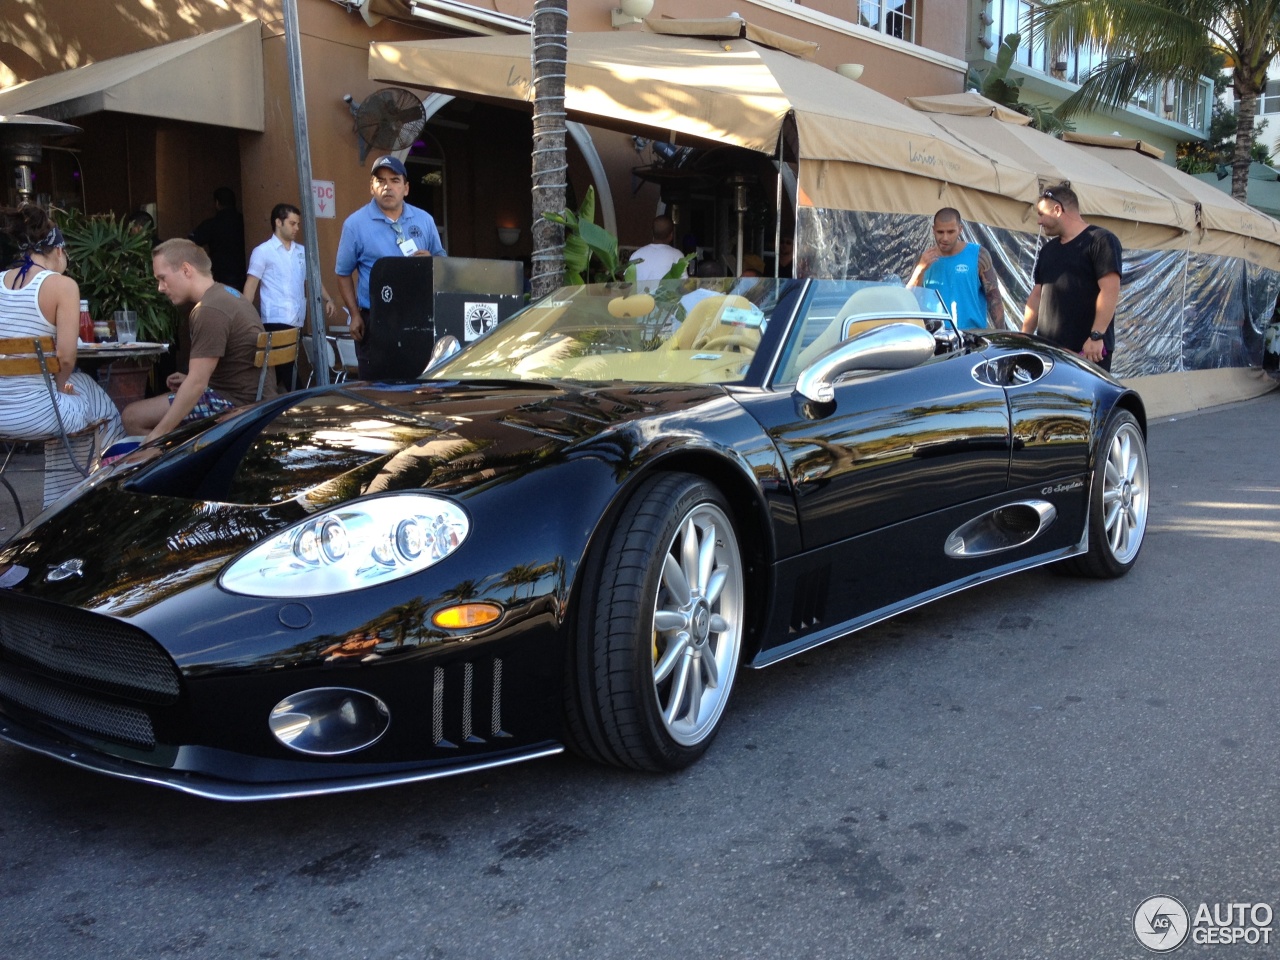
[749,477,1092,669]
[748,541,1083,669]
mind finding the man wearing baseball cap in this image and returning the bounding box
[334,156,446,376]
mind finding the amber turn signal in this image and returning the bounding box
[432,603,502,629]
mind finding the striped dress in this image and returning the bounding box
[0,269,125,506]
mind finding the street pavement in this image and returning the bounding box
[1,391,1279,959]
[0,444,42,541]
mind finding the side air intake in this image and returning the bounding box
[945,501,1058,558]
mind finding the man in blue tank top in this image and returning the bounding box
[906,208,1004,330]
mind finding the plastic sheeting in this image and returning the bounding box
[797,207,1280,378]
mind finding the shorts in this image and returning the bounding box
[169,388,236,423]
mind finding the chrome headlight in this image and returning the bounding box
[220,493,469,597]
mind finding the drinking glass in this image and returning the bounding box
[113,310,138,344]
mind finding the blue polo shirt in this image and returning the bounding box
[335,199,446,309]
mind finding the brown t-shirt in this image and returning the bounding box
[188,283,275,405]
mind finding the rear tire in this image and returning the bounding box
[1063,409,1148,578]
[565,473,744,771]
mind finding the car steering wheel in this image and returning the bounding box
[695,333,758,354]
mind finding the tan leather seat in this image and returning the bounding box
[792,286,926,373]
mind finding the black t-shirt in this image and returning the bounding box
[190,208,247,290]
[1033,224,1122,359]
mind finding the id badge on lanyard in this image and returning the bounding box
[391,220,416,256]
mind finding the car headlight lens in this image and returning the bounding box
[220,493,469,597]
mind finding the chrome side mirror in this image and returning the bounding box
[795,322,937,403]
[424,335,461,372]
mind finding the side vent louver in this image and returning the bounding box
[431,658,511,748]
[789,565,831,634]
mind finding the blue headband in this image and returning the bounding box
[18,225,65,254]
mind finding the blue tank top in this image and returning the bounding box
[923,243,987,329]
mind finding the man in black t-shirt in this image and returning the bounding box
[189,186,247,290]
[1021,183,1122,371]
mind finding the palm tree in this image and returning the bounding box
[530,0,568,298]
[1031,0,1280,202]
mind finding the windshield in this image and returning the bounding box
[430,279,788,385]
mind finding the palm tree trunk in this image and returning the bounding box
[530,0,568,298]
[1231,77,1260,204]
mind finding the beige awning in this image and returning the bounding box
[369,29,1040,205]
[1066,135,1280,254]
[0,21,264,132]
[1062,131,1164,159]
[905,92,1032,126]
[907,96,1196,240]
[643,16,820,60]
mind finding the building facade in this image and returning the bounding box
[0,0,1211,296]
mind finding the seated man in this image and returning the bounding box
[124,239,275,442]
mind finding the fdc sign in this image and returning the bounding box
[312,180,336,219]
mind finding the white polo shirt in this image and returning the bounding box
[246,234,307,327]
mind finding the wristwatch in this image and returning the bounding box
[1088,330,1105,341]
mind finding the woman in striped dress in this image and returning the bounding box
[1,205,123,506]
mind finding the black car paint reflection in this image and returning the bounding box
[0,279,1146,799]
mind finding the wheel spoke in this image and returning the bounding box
[662,553,691,607]
[704,567,727,605]
[664,649,693,725]
[701,645,720,689]
[1104,499,1123,535]
[654,631,691,684]
[697,522,716,596]
[1110,508,1127,552]
[709,614,730,634]
[680,518,700,593]
[653,609,686,633]
[684,657,704,726]
[1104,456,1122,491]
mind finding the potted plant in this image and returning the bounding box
[56,209,177,343]
[56,209,178,408]
[543,186,695,285]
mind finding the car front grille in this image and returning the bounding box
[0,597,180,704]
[0,596,180,749]
[0,667,155,747]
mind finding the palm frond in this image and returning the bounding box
[1029,0,1216,64]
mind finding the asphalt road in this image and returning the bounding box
[2,391,1279,960]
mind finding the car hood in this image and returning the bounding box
[0,380,731,614]
[128,380,731,505]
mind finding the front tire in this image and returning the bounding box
[566,473,744,771]
[1064,409,1148,578]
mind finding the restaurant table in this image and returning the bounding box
[76,341,169,412]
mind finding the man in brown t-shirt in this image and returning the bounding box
[123,239,275,442]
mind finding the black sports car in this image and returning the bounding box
[0,278,1148,799]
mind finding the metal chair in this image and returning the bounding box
[301,334,345,387]
[253,327,300,401]
[334,337,360,381]
[0,336,111,527]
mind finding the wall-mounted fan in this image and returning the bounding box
[346,87,427,161]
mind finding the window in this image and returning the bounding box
[987,0,1210,131]
[858,0,916,44]
[1263,80,1280,115]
